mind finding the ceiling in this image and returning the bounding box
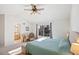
[0,4,72,24]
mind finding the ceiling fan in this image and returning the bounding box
[24,4,44,15]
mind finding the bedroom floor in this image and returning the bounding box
[0,42,27,55]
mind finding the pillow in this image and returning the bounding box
[35,37,49,42]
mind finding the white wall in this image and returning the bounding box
[70,5,79,32]
[70,5,79,43]
[0,14,5,47]
[4,14,31,46]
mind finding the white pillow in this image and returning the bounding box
[35,37,48,42]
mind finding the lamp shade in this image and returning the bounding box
[70,43,79,55]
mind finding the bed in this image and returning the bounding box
[26,37,71,55]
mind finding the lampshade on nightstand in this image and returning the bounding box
[70,43,79,55]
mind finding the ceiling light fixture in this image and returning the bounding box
[24,4,44,15]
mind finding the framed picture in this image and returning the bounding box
[26,27,29,31]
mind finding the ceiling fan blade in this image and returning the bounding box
[36,4,44,6]
[24,9,32,11]
[37,8,44,11]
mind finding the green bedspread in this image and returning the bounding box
[26,38,71,55]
